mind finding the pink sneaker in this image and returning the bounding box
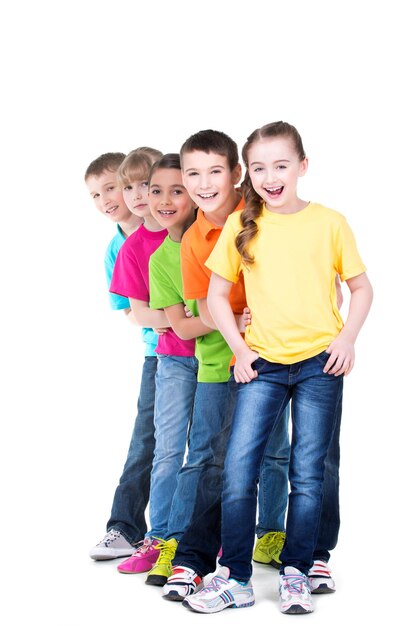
[117,537,159,574]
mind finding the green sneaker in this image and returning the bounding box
[253,531,286,569]
[145,538,178,586]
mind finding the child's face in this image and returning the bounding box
[86,170,131,223]
[122,179,150,218]
[149,168,196,229]
[181,151,241,216]
[247,137,308,212]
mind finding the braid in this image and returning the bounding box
[235,171,263,266]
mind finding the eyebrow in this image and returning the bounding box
[184,164,225,173]
[250,159,290,166]
[149,183,186,189]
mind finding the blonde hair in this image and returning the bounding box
[117,146,163,188]
[235,122,306,266]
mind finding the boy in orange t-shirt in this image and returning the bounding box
[162,130,291,598]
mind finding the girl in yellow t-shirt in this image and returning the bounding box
[181,122,373,616]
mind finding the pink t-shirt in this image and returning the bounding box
[110,225,195,357]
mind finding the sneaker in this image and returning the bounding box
[117,537,159,574]
[162,566,203,601]
[89,529,135,561]
[279,566,314,614]
[182,566,255,614]
[145,537,178,586]
[308,559,336,594]
[253,531,285,569]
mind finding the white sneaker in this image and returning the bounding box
[163,566,203,601]
[89,529,135,560]
[279,566,314,614]
[308,559,336,593]
[182,566,255,613]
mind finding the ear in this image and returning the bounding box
[298,157,309,178]
[232,163,242,185]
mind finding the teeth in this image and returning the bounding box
[159,210,175,215]
[199,193,216,199]
[266,186,283,193]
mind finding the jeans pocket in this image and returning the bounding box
[252,357,268,375]
[314,350,330,366]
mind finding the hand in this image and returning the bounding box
[184,305,194,318]
[236,307,251,333]
[233,348,260,383]
[153,327,168,335]
[323,335,355,376]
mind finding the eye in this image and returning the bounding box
[124,185,132,191]
[211,169,222,174]
[93,193,99,199]
[253,167,263,173]
[151,189,160,195]
[141,181,148,188]
[172,189,183,195]
[107,186,114,191]
[187,171,198,177]
[278,165,287,170]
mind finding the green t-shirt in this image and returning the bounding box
[150,235,232,382]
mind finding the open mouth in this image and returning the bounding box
[106,206,118,214]
[158,210,176,216]
[264,186,284,198]
[198,193,218,200]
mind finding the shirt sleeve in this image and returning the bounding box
[149,254,184,310]
[104,246,130,310]
[180,235,211,300]
[110,240,149,302]
[335,217,367,282]
[205,216,242,283]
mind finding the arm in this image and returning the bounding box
[129,298,170,328]
[207,273,259,383]
[164,303,212,341]
[123,307,139,326]
[324,272,373,376]
[198,297,251,333]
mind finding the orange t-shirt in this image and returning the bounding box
[181,197,247,313]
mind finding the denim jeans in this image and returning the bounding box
[220,352,343,580]
[107,356,157,544]
[146,354,198,539]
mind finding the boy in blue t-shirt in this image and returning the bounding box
[85,149,162,559]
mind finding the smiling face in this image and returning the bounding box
[181,151,241,223]
[247,136,308,213]
[86,169,132,223]
[148,167,196,239]
[122,179,150,218]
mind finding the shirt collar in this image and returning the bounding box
[196,195,245,239]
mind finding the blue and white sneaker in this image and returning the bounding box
[182,566,255,613]
[163,566,203,601]
[279,566,314,614]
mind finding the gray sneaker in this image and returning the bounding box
[89,529,135,560]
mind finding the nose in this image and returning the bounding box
[160,192,171,205]
[199,174,210,190]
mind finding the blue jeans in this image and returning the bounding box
[220,352,343,580]
[167,379,290,541]
[146,354,198,539]
[107,356,157,544]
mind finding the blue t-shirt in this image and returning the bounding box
[105,225,158,357]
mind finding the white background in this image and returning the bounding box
[1,1,416,624]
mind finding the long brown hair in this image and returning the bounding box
[235,122,305,265]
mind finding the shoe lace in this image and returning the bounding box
[154,539,177,565]
[282,574,308,596]
[201,574,227,594]
[131,537,154,557]
[102,529,121,546]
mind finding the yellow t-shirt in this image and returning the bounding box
[205,202,367,364]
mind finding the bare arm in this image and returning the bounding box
[129,298,170,328]
[164,303,212,341]
[207,273,259,383]
[198,297,251,333]
[123,307,139,326]
[324,272,373,376]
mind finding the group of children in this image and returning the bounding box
[85,122,373,615]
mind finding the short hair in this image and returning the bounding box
[117,147,162,188]
[180,129,239,171]
[84,152,125,181]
